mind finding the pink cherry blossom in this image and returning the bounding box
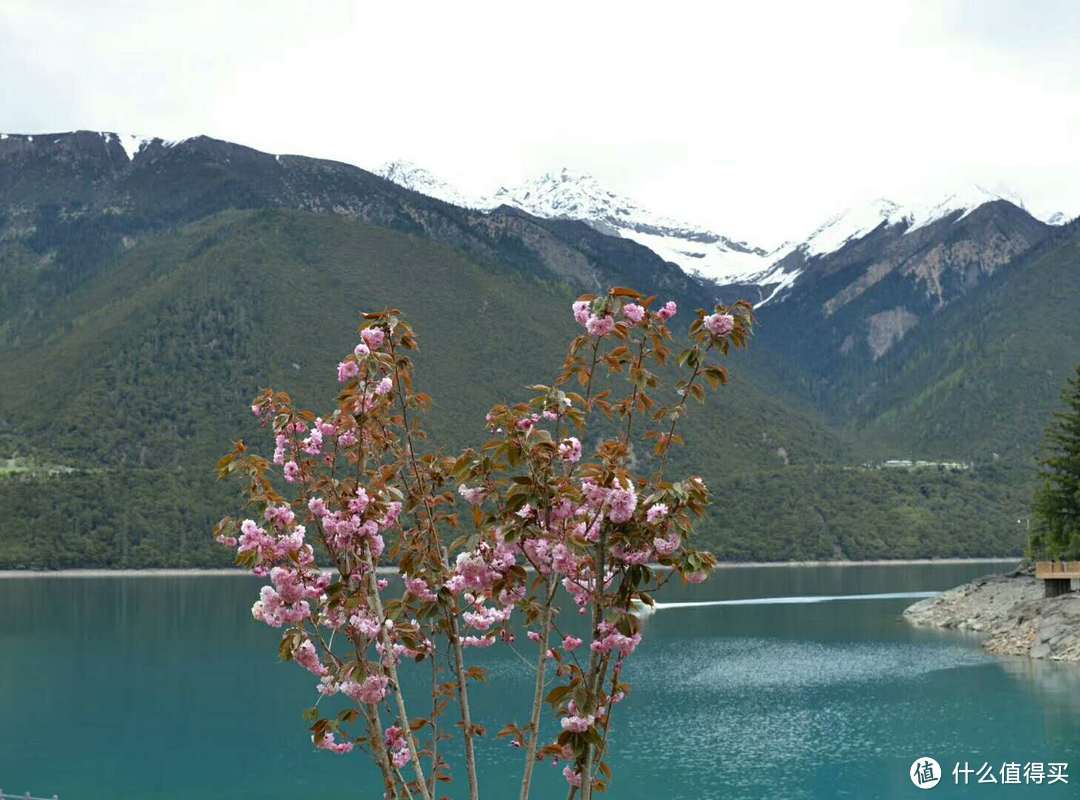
[558,436,582,463]
[283,460,301,483]
[384,726,411,767]
[314,731,354,754]
[307,497,328,518]
[622,303,646,324]
[646,503,669,524]
[405,576,439,603]
[656,300,678,321]
[703,312,734,337]
[337,360,359,383]
[361,327,385,350]
[293,639,328,676]
[653,531,681,557]
[585,314,615,337]
[560,712,595,732]
[607,478,638,524]
[341,674,389,705]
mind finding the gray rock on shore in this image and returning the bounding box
[904,568,1080,662]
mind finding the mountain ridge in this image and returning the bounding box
[0,126,1072,566]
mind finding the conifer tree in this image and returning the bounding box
[1032,366,1080,558]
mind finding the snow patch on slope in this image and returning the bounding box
[104,132,151,161]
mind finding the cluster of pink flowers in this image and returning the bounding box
[251,566,327,627]
[572,300,609,336]
[337,359,360,383]
[558,436,582,463]
[653,530,681,557]
[314,731,354,755]
[309,484,400,562]
[341,674,389,705]
[462,599,513,631]
[559,700,596,733]
[622,303,645,324]
[404,576,439,603]
[336,326,391,392]
[590,621,642,658]
[384,726,411,769]
[703,312,735,337]
[606,478,638,524]
[572,298,677,335]
[293,639,329,676]
[645,502,668,524]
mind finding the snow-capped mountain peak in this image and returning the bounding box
[375,160,484,208]
[374,162,775,284]
[374,158,1069,296]
[490,167,648,224]
[487,168,773,285]
[904,184,1023,232]
[790,185,1030,259]
[796,197,908,258]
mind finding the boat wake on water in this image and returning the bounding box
[632,591,939,615]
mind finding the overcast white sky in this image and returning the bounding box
[3,0,1079,246]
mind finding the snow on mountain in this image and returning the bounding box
[795,198,908,257]
[375,160,485,208]
[751,186,1038,308]
[374,163,773,284]
[486,168,773,284]
[374,159,1061,295]
[785,185,1035,260]
[905,184,1025,232]
[93,132,189,160]
[106,132,149,161]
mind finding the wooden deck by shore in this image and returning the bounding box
[1035,561,1080,597]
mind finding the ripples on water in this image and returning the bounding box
[618,636,996,798]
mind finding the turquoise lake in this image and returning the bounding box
[3,561,1079,799]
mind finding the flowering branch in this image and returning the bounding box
[214,287,752,798]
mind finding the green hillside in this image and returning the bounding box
[8,209,973,568]
[0,132,1052,567]
[854,224,1080,461]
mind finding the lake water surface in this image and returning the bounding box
[3,561,1079,799]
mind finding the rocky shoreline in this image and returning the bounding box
[904,566,1080,662]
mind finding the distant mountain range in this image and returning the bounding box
[1,129,1076,567]
[377,160,778,284]
[375,159,1070,299]
[376,157,1079,463]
